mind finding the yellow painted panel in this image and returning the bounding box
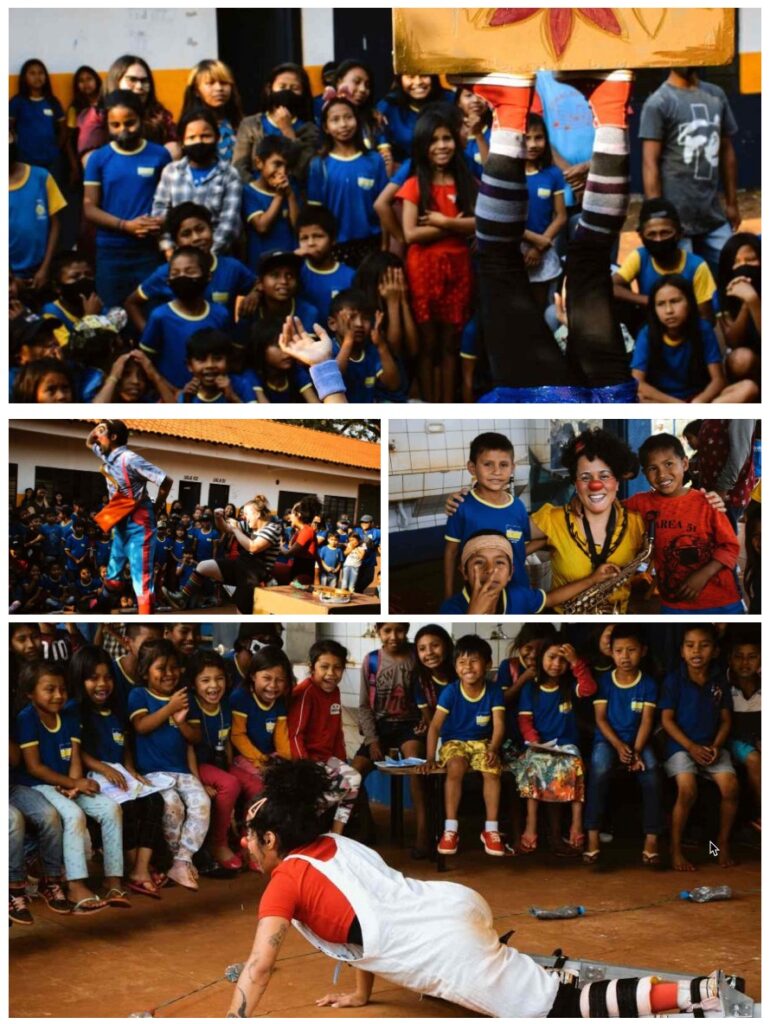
[394,8,735,74]
[739,51,761,94]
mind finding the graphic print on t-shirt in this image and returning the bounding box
[676,104,721,182]
[658,521,715,600]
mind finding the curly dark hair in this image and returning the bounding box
[247,759,334,853]
[560,427,639,483]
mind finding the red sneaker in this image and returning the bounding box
[553,70,634,128]
[480,830,505,856]
[449,73,535,133]
[437,830,459,855]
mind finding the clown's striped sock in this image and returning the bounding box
[575,125,629,242]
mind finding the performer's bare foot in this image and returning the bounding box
[671,851,696,872]
[718,847,736,868]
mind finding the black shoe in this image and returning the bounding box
[162,587,186,610]
[9,890,33,926]
[39,880,73,914]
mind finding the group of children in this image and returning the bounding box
[430,425,759,616]
[10,618,760,925]
[10,486,381,614]
[9,53,761,404]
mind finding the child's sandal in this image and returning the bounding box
[582,849,601,865]
[568,831,586,851]
[71,895,108,915]
[518,834,538,854]
[103,887,132,908]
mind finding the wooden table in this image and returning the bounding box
[375,764,449,872]
[252,586,380,615]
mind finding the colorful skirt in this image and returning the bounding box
[513,744,584,802]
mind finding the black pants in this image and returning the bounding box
[122,792,165,851]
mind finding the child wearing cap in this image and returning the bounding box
[440,530,619,615]
[613,198,716,331]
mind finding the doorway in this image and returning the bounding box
[333,8,394,97]
[208,482,230,509]
[178,481,202,513]
[216,9,302,116]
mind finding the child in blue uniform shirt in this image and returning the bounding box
[376,74,451,163]
[234,250,319,352]
[444,432,530,603]
[296,205,356,322]
[243,137,300,271]
[127,202,256,331]
[63,520,90,581]
[9,59,66,171]
[39,509,63,564]
[583,625,662,866]
[425,634,506,858]
[319,533,344,586]
[9,136,67,286]
[307,96,388,267]
[83,90,170,307]
[140,247,230,388]
[660,624,738,872]
[178,329,246,404]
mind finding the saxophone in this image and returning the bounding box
[561,515,656,615]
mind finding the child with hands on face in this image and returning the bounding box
[15,660,125,913]
[243,136,299,272]
[288,640,361,835]
[70,645,166,899]
[127,638,209,891]
[424,635,506,858]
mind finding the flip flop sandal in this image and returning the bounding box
[150,870,170,889]
[582,849,601,865]
[103,887,132,908]
[568,832,586,851]
[518,835,538,854]
[128,880,161,900]
[72,896,108,915]
[641,851,663,868]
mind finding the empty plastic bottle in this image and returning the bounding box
[679,885,733,903]
[529,905,585,919]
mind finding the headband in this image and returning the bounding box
[460,534,513,574]
[321,84,354,111]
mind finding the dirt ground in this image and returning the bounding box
[9,806,760,1018]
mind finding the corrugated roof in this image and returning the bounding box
[86,419,380,471]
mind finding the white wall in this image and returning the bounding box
[301,8,335,67]
[9,8,218,74]
[738,8,761,52]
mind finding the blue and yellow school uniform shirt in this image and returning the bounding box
[252,370,309,403]
[39,521,63,558]
[525,165,565,236]
[138,254,255,317]
[414,676,452,710]
[14,703,80,786]
[230,687,287,756]
[445,489,530,587]
[260,112,307,138]
[41,299,80,348]
[194,695,232,766]
[140,299,231,388]
[232,296,320,351]
[616,247,716,306]
[9,164,67,275]
[658,665,732,758]
[10,94,65,168]
[495,658,525,745]
[435,680,505,742]
[593,670,658,746]
[111,655,138,717]
[464,128,491,179]
[630,320,722,401]
[334,339,382,402]
[84,140,171,251]
[63,532,89,573]
[84,708,127,764]
[518,680,579,746]
[224,650,249,693]
[439,579,546,615]
[299,260,355,322]
[306,151,388,243]
[191,526,219,561]
[127,686,201,775]
[153,534,173,567]
[375,96,454,163]
[242,182,298,271]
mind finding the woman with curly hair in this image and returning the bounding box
[529,428,648,613]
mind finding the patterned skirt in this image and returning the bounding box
[513,744,585,802]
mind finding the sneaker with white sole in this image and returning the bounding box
[437,830,459,855]
[480,830,505,856]
[9,889,33,926]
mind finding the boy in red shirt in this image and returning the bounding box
[288,640,361,833]
[626,433,743,614]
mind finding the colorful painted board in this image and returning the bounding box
[393,8,735,73]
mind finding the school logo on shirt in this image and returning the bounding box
[475,713,490,726]
[266,720,275,734]
[505,527,522,542]
[212,292,229,304]
[218,727,229,743]
[43,108,54,117]
[630,701,644,714]
[112,730,125,746]
[537,188,552,198]
[558,701,572,714]
[137,166,155,177]
[59,743,73,762]
[331,703,341,716]
[35,200,47,220]
[357,177,375,189]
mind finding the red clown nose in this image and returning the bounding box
[588,480,605,492]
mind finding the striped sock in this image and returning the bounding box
[475,128,528,248]
[575,125,629,242]
[181,571,205,600]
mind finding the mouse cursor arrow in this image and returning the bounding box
[709,841,719,857]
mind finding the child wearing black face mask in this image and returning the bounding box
[139,246,231,389]
[151,109,243,258]
[42,253,103,343]
[613,198,717,335]
[83,90,169,308]
[716,232,761,386]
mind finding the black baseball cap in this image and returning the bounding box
[638,198,682,230]
[258,250,302,275]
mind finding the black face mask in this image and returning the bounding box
[169,275,207,302]
[60,277,96,304]
[644,236,680,262]
[112,130,142,151]
[183,141,218,165]
[725,263,762,317]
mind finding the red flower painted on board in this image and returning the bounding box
[489,8,623,58]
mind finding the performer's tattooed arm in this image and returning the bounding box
[226,917,289,1017]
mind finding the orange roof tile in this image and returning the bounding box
[86,419,380,471]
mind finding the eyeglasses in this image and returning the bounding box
[124,75,150,88]
[576,471,615,485]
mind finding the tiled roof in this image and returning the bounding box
[88,419,380,471]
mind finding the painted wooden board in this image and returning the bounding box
[393,8,735,74]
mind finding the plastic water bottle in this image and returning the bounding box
[679,885,733,903]
[529,905,585,919]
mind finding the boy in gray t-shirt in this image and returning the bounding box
[640,69,739,274]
